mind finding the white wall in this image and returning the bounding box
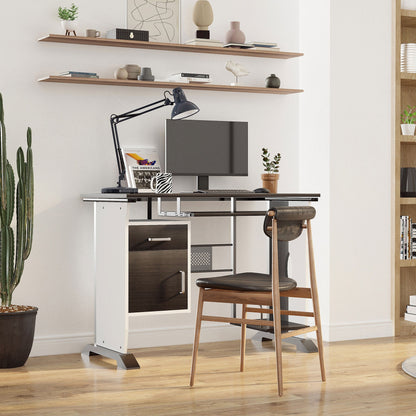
[300,0,393,341]
[0,0,302,355]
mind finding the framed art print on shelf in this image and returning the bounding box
[122,148,161,192]
[127,0,181,43]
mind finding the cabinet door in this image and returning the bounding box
[129,224,188,313]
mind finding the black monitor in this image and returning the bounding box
[165,119,248,190]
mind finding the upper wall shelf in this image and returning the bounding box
[401,9,416,27]
[401,72,416,86]
[38,34,303,60]
[38,76,303,95]
[400,135,416,143]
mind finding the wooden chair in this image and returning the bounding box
[189,206,325,396]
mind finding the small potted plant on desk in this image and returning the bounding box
[401,105,416,136]
[58,3,79,36]
[261,148,281,193]
[0,93,36,368]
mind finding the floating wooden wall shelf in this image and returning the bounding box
[38,34,303,60]
[38,76,303,95]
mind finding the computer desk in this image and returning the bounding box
[82,191,320,369]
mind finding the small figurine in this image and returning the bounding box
[225,60,249,86]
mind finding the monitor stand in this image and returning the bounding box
[197,176,209,191]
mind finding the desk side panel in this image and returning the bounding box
[95,202,129,353]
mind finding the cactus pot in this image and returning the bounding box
[261,173,279,193]
[0,307,37,368]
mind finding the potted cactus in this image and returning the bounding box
[0,93,35,368]
[261,148,281,193]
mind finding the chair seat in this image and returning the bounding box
[196,273,297,292]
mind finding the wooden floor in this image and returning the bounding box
[2,336,416,415]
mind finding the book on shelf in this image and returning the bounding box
[410,294,416,305]
[248,41,279,49]
[171,72,209,79]
[406,304,416,314]
[60,71,99,78]
[223,43,255,49]
[400,215,416,259]
[167,73,212,83]
[404,312,416,322]
[184,39,223,47]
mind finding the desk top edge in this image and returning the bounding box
[82,192,320,202]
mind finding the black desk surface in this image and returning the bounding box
[83,192,320,202]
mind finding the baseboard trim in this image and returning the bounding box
[30,323,241,357]
[30,320,394,357]
[31,332,95,357]
[322,320,394,342]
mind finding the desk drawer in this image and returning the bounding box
[129,224,187,251]
[129,249,188,313]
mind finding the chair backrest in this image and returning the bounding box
[263,206,316,241]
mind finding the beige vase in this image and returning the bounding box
[261,173,279,193]
[193,0,214,30]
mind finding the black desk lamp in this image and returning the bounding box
[102,87,199,194]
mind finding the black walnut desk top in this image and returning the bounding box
[83,192,320,202]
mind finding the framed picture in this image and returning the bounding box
[122,148,161,192]
[127,0,181,44]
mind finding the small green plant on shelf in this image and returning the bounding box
[401,105,416,136]
[58,3,79,21]
[262,148,281,173]
[401,105,416,124]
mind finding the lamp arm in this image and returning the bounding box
[110,96,174,188]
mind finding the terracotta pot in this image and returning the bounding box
[193,0,214,30]
[0,307,38,368]
[225,21,245,44]
[261,173,279,193]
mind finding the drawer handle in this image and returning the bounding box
[179,270,186,294]
[147,237,172,242]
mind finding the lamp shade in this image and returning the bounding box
[171,88,200,120]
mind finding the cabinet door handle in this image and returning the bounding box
[147,237,172,242]
[179,270,186,294]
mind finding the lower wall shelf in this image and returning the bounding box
[400,259,416,267]
[38,76,303,95]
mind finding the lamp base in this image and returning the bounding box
[101,186,138,194]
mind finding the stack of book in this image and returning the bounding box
[405,295,416,322]
[249,41,280,50]
[400,215,416,259]
[185,38,223,47]
[168,72,211,83]
[60,71,99,79]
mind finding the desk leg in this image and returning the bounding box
[83,202,142,369]
[82,345,140,369]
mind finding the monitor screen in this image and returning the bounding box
[165,119,248,176]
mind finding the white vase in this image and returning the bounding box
[402,0,416,10]
[61,20,77,35]
[401,124,416,135]
[193,0,214,30]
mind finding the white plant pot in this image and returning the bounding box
[401,124,416,135]
[402,0,416,10]
[61,20,77,33]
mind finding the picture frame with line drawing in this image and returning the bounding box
[127,0,181,43]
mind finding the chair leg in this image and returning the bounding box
[307,219,326,382]
[240,304,247,372]
[190,288,204,387]
[271,215,284,396]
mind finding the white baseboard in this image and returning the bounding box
[29,320,394,357]
[30,323,241,357]
[30,332,95,357]
[322,320,394,342]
